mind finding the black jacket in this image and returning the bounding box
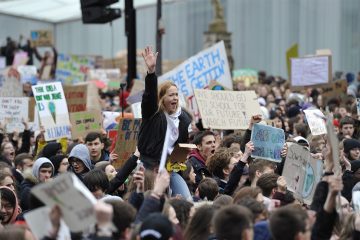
[137,73,191,168]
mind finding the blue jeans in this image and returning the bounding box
[170,172,192,201]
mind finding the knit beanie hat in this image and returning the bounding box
[344,139,360,154]
[351,160,360,173]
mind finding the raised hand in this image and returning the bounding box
[141,46,158,74]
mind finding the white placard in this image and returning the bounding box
[291,56,330,87]
[31,172,97,232]
[24,206,71,240]
[303,109,327,135]
[32,82,71,141]
[0,97,29,133]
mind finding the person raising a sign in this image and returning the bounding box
[137,46,192,198]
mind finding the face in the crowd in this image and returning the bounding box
[226,152,241,176]
[92,188,105,200]
[341,124,354,137]
[189,166,196,184]
[70,158,86,174]
[105,165,117,180]
[0,176,15,191]
[350,148,360,160]
[163,86,179,114]
[198,135,216,160]
[58,158,69,174]
[256,166,275,179]
[21,158,34,172]
[339,107,348,118]
[39,167,52,182]
[167,206,179,225]
[86,138,104,160]
[338,196,352,216]
[274,117,283,129]
[2,143,15,162]
[0,198,15,224]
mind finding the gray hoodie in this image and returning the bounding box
[32,157,54,180]
[68,144,93,171]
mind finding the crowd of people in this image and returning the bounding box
[0,44,360,240]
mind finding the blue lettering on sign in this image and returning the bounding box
[250,123,285,162]
[46,125,71,140]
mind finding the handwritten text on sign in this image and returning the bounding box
[283,143,323,204]
[0,97,29,133]
[291,56,330,87]
[70,110,102,139]
[194,89,261,129]
[63,84,88,112]
[32,82,71,141]
[250,123,285,162]
[114,118,142,169]
[159,41,232,97]
[303,109,327,136]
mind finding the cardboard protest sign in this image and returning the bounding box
[250,123,285,162]
[233,69,258,87]
[70,110,102,139]
[126,80,145,105]
[56,54,96,85]
[169,144,197,164]
[113,118,141,169]
[286,43,299,79]
[12,52,29,67]
[325,111,341,175]
[31,30,53,47]
[194,89,261,129]
[0,68,23,97]
[17,65,37,84]
[322,80,351,107]
[283,143,323,204]
[303,109,327,136]
[32,82,71,141]
[291,55,331,88]
[159,41,232,97]
[63,82,100,113]
[63,84,87,112]
[24,206,71,240]
[31,172,97,232]
[0,97,29,133]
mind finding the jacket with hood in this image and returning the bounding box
[20,157,54,211]
[0,186,21,225]
[188,149,212,185]
[137,73,192,169]
[68,144,93,181]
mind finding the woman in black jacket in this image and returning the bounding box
[137,46,192,198]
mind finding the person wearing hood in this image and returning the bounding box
[68,144,93,181]
[0,186,21,225]
[19,157,54,211]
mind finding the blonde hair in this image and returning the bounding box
[158,81,178,112]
